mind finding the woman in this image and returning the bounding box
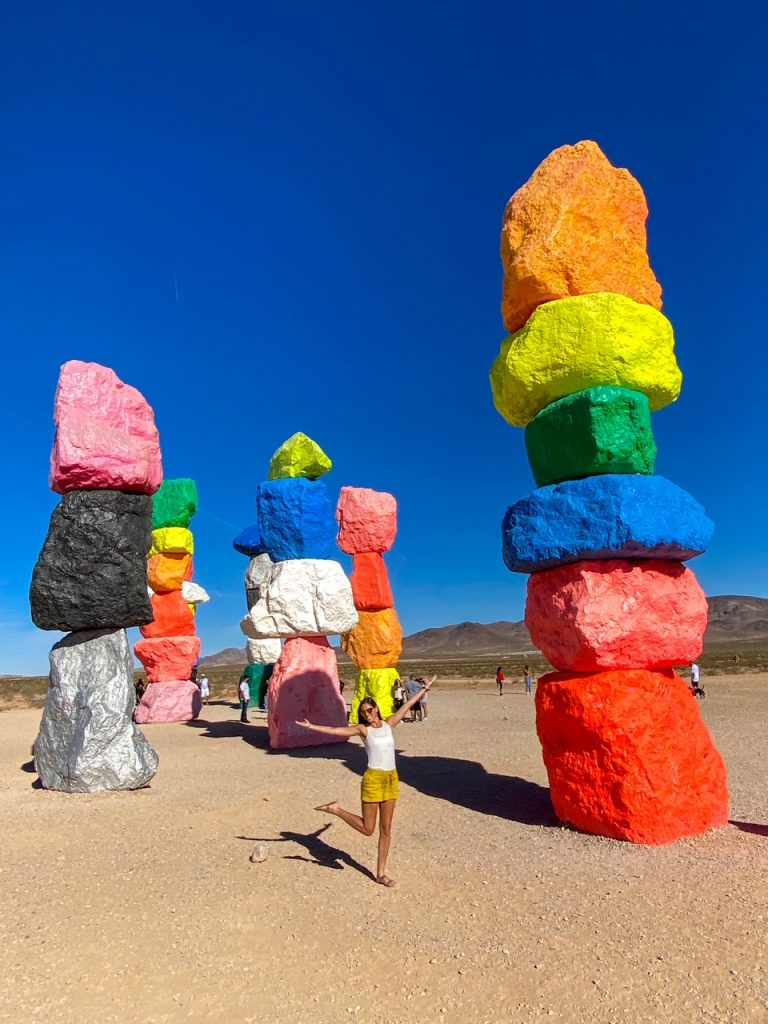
[296,675,435,888]
[495,665,505,696]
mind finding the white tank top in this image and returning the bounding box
[363,721,396,771]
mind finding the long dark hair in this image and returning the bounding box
[358,697,380,724]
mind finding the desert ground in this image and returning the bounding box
[1,674,766,1024]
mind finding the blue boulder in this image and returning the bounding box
[502,475,714,573]
[257,478,336,561]
[233,524,266,557]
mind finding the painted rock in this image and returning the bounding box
[535,668,729,844]
[134,679,202,723]
[140,591,196,638]
[525,386,657,486]
[337,487,398,554]
[502,475,713,573]
[134,635,201,683]
[181,581,209,605]
[351,552,394,611]
[247,637,282,664]
[149,527,194,556]
[342,608,403,669]
[257,478,335,561]
[267,432,333,480]
[34,628,158,792]
[241,662,274,707]
[268,636,348,749]
[349,667,401,723]
[30,490,153,631]
[241,558,358,638]
[245,553,274,609]
[490,293,681,427]
[233,524,266,557]
[50,360,163,495]
[152,478,199,529]
[147,552,193,592]
[525,560,708,671]
[500,140,662,333]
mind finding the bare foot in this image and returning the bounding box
[314,802,339,814]
[376,875,396,888]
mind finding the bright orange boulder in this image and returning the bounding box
[139,591,196,638]
[535,668,729,844]
[147,552,193,593]
[342,608,402,669]
[350,552,394,611]
[500,140,663,333]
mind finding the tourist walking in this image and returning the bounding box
[405,675,423,721]
[297,676,436,887]
[238,674,250,723]
[523,664,535,695]
[496,666,505,696]
[198,673,210,704]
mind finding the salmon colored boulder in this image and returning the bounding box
[500,140,662,333]
[139,591,196,639]
[134,635,201,683]
[535,668,729,844]
[146,553,193,593]
[268,636,348,749]
[351,552,394,611]
[337,487,397,554]
[134,679,202,723]
[342,609,402,669]
[526,560,707,671]
[50,360,163,495]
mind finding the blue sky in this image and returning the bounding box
[2,3,767,674]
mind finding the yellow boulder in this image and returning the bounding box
[500,140,663,333]
[349,667,401,723]
[490,293,682,427]
[268,432,332,480]
[149,527,194,557]
[342,608,402,669]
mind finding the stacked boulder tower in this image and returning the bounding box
[489,141,729,844]
[134,478,209,724]
[337,487,402,722]
[232,524,280,712]
[239,433,358,749]
[30,360,159,792]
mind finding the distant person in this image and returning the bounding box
[238,673,251,723]
[523,664,535,696]
[496,666,505,697]
[298,676,436,887]
[393,679,405,711]
[418,678,430,719]
[405,675,423,721]
[135,677,146,706]
[690,662,705,699]
[198,673,210,705]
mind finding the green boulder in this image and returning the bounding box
[525,386,657,486]
[242,662,274,708]
[152,479,199,529]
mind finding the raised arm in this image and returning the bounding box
[296,719,363,738]
[387,676,436,728]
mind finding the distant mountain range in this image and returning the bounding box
[199,594,768,665]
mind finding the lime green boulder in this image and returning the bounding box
[349,667,400,723]
[152,479,199,529]
[490,293,682,427]
[267,433,332,480]
[525,386,657,486]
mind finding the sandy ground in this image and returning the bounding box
[1,675,766,1024]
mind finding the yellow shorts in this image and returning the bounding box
[361,768,399,803]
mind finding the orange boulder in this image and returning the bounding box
[147,552,193,593]
[139,591,196,638]
[342,608,402,669]
[500,140,663,333]
[350,552,394,611]
[535,668,729,844]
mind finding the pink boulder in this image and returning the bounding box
[134,679,202,723]
[526,559,707,670]
[336,487,397,554]
[50,360,163,495]
[536,668,729,844]
[268,636,348,749]
[134,635,201,683]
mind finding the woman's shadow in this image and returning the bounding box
[237,824,376,881]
